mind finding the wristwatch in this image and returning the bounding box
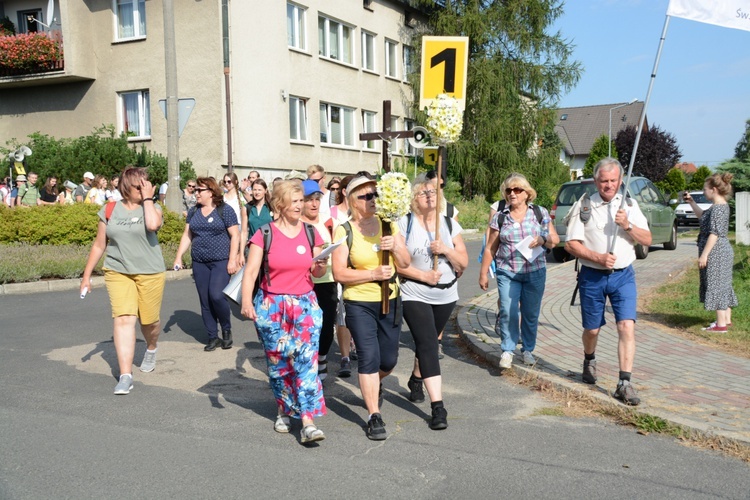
[625,222,633,232]
[540,235,548,246]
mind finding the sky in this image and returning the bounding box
[553,0,750,168]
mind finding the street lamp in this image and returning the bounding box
[609,99,638,157]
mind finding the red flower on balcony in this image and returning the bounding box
[0,32,63,76]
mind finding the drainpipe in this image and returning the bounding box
[222,0,233,173]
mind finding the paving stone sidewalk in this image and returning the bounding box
[457,239,750,445]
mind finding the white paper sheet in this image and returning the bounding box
[516,235,544,263]
[313,236,347,261]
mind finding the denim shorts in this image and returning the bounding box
[578,265,637,330]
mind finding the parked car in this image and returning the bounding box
[673,191,711,226]
[550,176,677,261]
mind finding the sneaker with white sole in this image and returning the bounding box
[522,351,536,365]
[139,349,157,373]
[114,374,133,395]
[499,351,513,369]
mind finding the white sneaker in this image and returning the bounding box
[522,351,536,365]
[499,351,513,369]
[114,374,133,395]
[139,349,157,373]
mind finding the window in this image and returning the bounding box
[320,103,355,146]
[287,3,306,50]
[115,0,146,40]
[389,116,399,153]
[385,39,398,78]
[289,96,308,141]
[361,31,375,71]
[403,45,414,81]
[404,119,415,156]
[18,10,43,34]
[119,90,150,139]
[318,16,353,64]
[362,111,377,150]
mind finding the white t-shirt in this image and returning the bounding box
[566,192,648,270]
[397,214,462,304]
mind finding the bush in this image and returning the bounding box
[455,194,491,231]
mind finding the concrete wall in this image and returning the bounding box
[737,191,749,245]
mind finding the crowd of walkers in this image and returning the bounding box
[1,171,125,207]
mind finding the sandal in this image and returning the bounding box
[274,415,291,433]
[300,424,325,444]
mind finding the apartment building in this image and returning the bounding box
[0,0,425,179]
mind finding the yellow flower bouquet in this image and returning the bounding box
[375,172,412,223]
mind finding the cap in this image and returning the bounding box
[16,174,27,182]
[302,179,323,197]
[346,175,377,195]
[83,172,95,180]
[284,170,307,181]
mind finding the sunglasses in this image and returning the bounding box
[356,191,379,201]
[223,180,233,184]
[505,187,525,195]
[330,187,340,191]
[194,187,210,193]
[187,184,196,188]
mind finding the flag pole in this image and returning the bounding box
[610,15,672,252]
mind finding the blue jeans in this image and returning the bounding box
[494,267,546,353]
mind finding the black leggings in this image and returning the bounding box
[313,282,337,357]
[402,300,456,379]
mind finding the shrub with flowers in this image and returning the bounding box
[376,172,412,222]
[0,32,63,73]
[425,93,463,145]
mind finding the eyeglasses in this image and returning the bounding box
[194,187,210,193]
[356,191,379,201]
[187,184,196,188]
[223,180,233,185]
[417,189,437,198]
[309,176,323,182]
[505,187,525,195]
[330,187,340,192]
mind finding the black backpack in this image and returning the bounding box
[258,222,316,287]
[494,200,544,225]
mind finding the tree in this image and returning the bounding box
[583,134,616,178]
[688,165,711,191]
[413,0,582,203]
[656,167,686,198]
[734,118,750,162]
[614,124,681,181]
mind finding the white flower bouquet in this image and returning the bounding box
[376,172,412,223]
[425,93,463,145]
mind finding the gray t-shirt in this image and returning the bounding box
[74,183,91,201]
[99,202,165,275]
[397,214,462,304]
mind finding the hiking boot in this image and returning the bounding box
[430,406,448,430]
[407,375,425,403]
[499,351,513,369]
[139,349,157,373]
[221,329,233,349]
[114,374,133,395]
[613,380,641,406]
[522,351,536,366]
[338,357,352,378]
[366,413,387,440]
[204,337,222,352]
[582,359,597,384]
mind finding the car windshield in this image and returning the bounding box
[555,182,597,206]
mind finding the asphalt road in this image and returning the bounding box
[1,238,748,499]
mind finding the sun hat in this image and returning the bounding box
[16,174,27,182]
[346,175,377,196]
[302,179,323,197]
[83,171,95,180]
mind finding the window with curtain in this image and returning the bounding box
[403,45,414,81]
[318,15,353,64]
[362,111,377,150]
[320,103,354,147]
[115,0,146,41]
[289,96,308,141]
[362,31,375,72]
[385,39,398,78]
[119,90,150,139]
[287,3,306,50]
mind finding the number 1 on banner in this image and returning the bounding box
[420,36,469,111]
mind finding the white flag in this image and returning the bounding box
[667,0,750,32]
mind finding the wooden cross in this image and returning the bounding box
[359,100,414,173]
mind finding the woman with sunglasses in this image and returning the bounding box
[397,174,468,430]
[174,177,241,351]
[331,175,410,440]
[222,172,249,267]
[479,173,559,370]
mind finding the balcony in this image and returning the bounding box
[0,30,64,78]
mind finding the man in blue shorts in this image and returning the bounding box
[564,158,652,406]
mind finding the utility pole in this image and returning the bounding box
[163,0,181,213]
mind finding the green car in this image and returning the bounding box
[550,176,678,262]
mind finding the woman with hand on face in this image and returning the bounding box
[222,172,249,267]
[241,180,328,444]
[479,173,559,370]
[80,168,166,395]
[686,173,738,332]
[174,177,241,351]
[331,175,411,441]
[397,175,468,430]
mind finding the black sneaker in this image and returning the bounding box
[407,376,425,403]
[430,406,448,430]
[338,357,352,378]
[204,338,222,352]
[367,413,387,440]
[614,381,641,406]
[582,359,597,384]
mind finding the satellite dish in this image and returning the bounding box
[408,126,430,149]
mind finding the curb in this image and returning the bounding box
[0,269,194,296]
